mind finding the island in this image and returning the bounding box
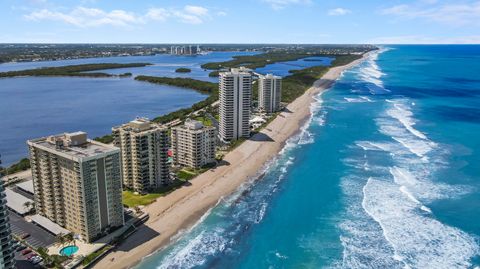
[201,51,321,70]
[0,63,151,78]
[175,67,192,73]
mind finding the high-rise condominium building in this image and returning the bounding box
[27,132,124,243]
[258,74,282,113]
[171,119,216,169]
[219,67,252,142]
[0,181,15,269]
[112,118,170,193]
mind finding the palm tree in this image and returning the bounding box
[64,233,75,246]
[133,206,142,215]
[55,233,66,247]
[23,201,33,212]
[36,247,49,258]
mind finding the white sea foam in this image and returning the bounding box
[275,252,288,259]
[389,166,467,202]
[377,99,439,158]
[157,228,228,269]
[357,51,386,89]
[399,185,421,204]
[313,110,328,126]
[362,178,479,269]
[387,102,428,140]
[338,176,403,269]
[344,96,374,103]
[355,141,405,154]
[377,118,435,158]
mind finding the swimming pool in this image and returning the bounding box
[59,245,79,256]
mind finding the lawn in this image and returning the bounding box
[176,169,197,181]
[122,179,190,207]
[122,191,163,207]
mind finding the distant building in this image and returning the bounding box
[27,132,124,243]
[0,181,15,269]
[112,118,170,193]
[219,67,252,142]
[258,74,282,113]
[171,119,216,169]
[170,45,201,55]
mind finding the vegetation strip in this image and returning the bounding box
[134,76,218,124]
[0,63,151,78]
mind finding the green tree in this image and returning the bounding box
[55,233,66,247]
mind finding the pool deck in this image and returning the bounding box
[47,212,148,269]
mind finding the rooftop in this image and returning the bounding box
[28,132,118,160]
[221,67,252,76]
[113,117,165,133]
[259,73,282,80]
[30,214,71,236]
[174,119,215,132]
[16,179,34,194]
[6,188,34,215]
[184,119,204,130]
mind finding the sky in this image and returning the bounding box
[1,0,480,44]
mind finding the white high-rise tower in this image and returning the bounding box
[258,74,282,113]
[219,68,252,142]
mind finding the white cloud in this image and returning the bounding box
[24,5,213,27]
[262,0,312,10]
[328,8,351,16]
[25,7,142,27]
[184,5,209,16]
[369,35,480,44]
[381,1,480,26]
[217,11,227,16]
[145,8,170,21]
[173,5,210,24]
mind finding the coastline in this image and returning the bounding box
[92,53,369,269]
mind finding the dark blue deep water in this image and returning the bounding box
[137,46,480,269]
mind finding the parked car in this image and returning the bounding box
[27,253,37,260]
[16,244,27,251]
[31,256,43,265]
[21,249,32,255]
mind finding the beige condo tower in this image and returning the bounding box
[171,119,216,169]
[112,118,170,193]
[27,132,124,243]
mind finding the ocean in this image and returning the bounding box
[136,45,480,269]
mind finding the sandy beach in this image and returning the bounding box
[93,54,368,269]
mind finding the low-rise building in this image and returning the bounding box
[113,118,170,193]
[27,132,124,243]
[171,119,216,169]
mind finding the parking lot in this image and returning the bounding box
[9,211,55,249]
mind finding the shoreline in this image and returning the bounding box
[92,53,369,269]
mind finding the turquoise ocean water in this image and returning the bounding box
[136,45,480,269]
